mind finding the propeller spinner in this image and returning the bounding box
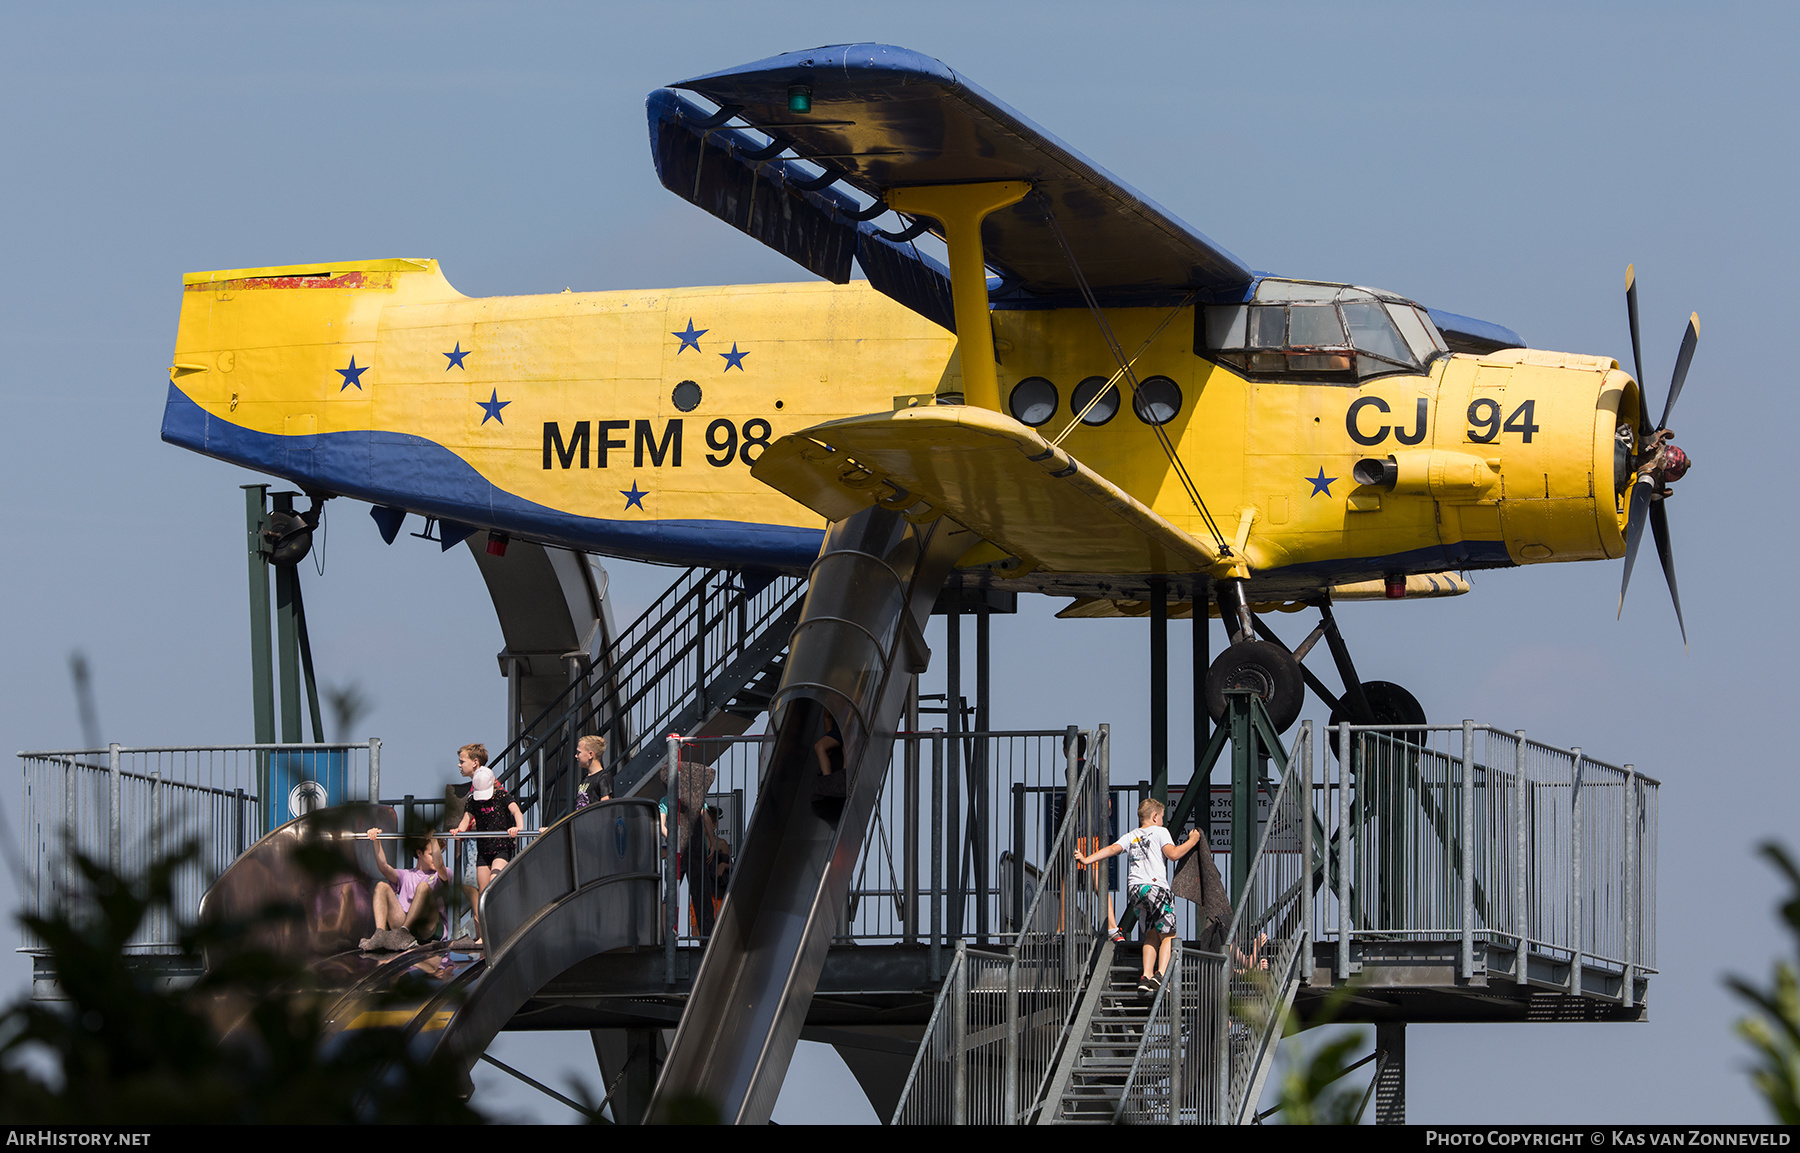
[1617,264,1698,644]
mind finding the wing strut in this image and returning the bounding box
[1036,193,1234,562]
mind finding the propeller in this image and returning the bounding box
[1617,264,1698,644]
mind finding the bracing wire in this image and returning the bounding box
[1036,193,1232,557]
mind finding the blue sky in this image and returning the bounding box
[2,1,1794,1123]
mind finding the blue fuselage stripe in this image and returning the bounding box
[161,384,1512,581]
[159,385,826,572]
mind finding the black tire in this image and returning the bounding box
[1328,680,1427,754]
[1205,640,1304,733]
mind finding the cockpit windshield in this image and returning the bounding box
[1197,278,1449,383]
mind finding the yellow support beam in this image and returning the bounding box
[885,181,1031,413]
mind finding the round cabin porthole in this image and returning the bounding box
[1007,377,1058,426]
[1070,376,1120,425]
[1133,375,1182,425]
[672,380,702,412]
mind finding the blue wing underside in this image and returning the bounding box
[652,43,1520,350]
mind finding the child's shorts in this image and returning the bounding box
[1129,883,1177,936]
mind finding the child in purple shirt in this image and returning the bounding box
[362,827,451,949]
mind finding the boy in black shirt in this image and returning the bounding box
[574,734,613,809]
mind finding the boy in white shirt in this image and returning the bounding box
[1075,797,1203,996]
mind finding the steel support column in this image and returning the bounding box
[244,486,275,816]
[975,605,990,943]
[1374,1022,1406,1124]
[1150,578,1168,805]
[243,486,275,747]
[1229,692,1257,902]
[946,602,962,941]
[272,494,304,745]
[1194,593,1208,792]
[904,685,919,945]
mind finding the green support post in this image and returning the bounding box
[1124,689,1286,930]
[244,485,275,812]
[1229,691,1258,902]
[292,575,326,742]
[1150,578,1168,806]
[271,493,304,745]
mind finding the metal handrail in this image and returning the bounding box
[1221,720,1312,1124]
[490,569,805,816]
[888,726,1111,1125]
[1313,721,1658,983]
[1116,945,1183,1122]
[890,943,968,1123]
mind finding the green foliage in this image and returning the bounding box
[1728,841,1800,1124]
[1272,1028,1368,1125]
[0,843,485,1124]
[325,681,373,744]
[1267,983,1370,1125]
[654,1092,722,1125]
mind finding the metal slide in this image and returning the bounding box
[647,505,966,1124]
[196,797,662,1081]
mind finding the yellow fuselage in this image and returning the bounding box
[165,258,1635,596]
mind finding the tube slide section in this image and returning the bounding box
[648,505,965,1124]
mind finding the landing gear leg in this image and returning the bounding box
[1318,600,1375,724]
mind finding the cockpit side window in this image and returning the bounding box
[1247,305,1285,348]
[1341,302,1410,366]
[1195,279,1447,384]
[1389,303,1448,362]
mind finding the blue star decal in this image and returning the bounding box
[621,481,648,511]
[444,342,470,370]
[336,356,368,391]
[720,343,749,372]
[1306,467,1337,497]
[477,389,510,425]
[672,319,707,353]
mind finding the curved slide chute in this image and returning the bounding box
[648,505,965,1124]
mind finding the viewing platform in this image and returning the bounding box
[20,706,1657,1124]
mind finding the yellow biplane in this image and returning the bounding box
[162,43,1695,730]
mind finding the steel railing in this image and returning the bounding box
[1313,723,1660,993]
[18,741,378,953]
[1117,944,1231,1124]
[1222,721,1313,1123]
[890,725,1111,1124]
[657,728,1104,961]
[488,568,805,826]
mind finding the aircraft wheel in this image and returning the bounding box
[1205,640,1304,733]
[1328,680,1427,754]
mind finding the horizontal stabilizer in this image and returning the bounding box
[751,406,1217,577]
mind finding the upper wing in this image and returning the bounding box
[1427,308,1524,355]
[663,44,1253,303]
[652,44,1521,346]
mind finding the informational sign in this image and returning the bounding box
[267,748,349,831]
[1159,785,1302,854]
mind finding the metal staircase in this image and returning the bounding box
[488,566,806,823]
[891,700,1310,1126]
[1052,947,1155,1122]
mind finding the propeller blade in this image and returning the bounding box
[1649,498,1686,646]
[1658,312,1700,431]
[1617,475,1654,617]
[1626,265,1650,437]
